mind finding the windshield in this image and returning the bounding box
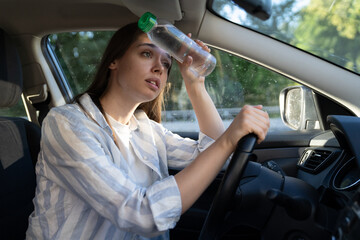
[211,0,360,75]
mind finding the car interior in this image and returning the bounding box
[0,29,41,240]
[1,0,360,239]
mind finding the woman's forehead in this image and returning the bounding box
[134,35,171,59]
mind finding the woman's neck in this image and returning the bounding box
[99,92,139,125]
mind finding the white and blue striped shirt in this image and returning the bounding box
[26,94,214,239]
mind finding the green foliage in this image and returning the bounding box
[48,31,294,112]
[48,31,114,96]
[294,0,360,72]
[166,49,294,110]
[0,98,27,117]
[213,0,360,74]
[4,0,359,119]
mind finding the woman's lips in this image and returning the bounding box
[145,78,160,90]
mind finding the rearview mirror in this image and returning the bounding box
[279,86,320,130]
[232,0,272,20]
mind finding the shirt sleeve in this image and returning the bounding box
[39,107,182,236]
[159,125,215,169]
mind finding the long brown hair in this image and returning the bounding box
[74,22,171,123]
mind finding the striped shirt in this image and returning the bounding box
[26,94,214,240]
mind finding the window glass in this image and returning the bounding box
[164,49,296,132]
[211,0,360,75]
[0,97,27,118]
[48,31,115,96]
[47,31,296,132]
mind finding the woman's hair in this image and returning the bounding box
[74,22,171,123]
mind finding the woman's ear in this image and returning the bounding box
[109,60,117,70]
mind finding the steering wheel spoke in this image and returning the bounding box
[199,134,257,240]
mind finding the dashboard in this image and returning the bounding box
[230,115,360,239]
[173,115,360,239]
[296,115,360,239]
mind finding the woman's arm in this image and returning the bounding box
[178,37,225,140]
[175,105,270,213]
[185,77,225,139]
[39,107,182,235]
[175,37,270,213]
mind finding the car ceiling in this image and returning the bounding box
[0,0,210,109]
[0,0,206,37]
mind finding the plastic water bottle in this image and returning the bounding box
[138,12,216,77]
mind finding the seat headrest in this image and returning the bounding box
[0,29,23,108]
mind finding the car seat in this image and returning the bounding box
[0,28,41,239]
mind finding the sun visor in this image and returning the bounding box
[122,0,182,23]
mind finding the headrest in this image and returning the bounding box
[0,29,23,108]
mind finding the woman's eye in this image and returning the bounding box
[163,62,171,69]
[142,51,151,58]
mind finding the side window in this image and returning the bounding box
[47,32,296,132]
[48,31,115,97]
[0,98,27,118]
[163,49,296,132]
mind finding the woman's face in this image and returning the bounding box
[107,33,172,105]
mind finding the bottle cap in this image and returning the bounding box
[138,12,157,33]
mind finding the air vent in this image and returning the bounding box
[298,149,338,173]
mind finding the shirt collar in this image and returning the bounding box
[106,112,139,132]
[78,94,164,178]
[78,93,111,132]
[129,113,139,131]
[78,93,142,133]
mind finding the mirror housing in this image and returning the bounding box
[279,86,320,130]
[232,0,272,20]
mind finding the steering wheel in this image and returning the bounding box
[199,134,257,240]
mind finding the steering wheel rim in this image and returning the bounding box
[199,134,257,240]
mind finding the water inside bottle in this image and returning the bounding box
[148,25,216,77]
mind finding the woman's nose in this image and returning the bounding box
[152,58,164,74]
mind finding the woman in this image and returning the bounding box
[27,22,269,239]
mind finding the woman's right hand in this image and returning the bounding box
[175,104,269,213]
[224,105,270,150]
